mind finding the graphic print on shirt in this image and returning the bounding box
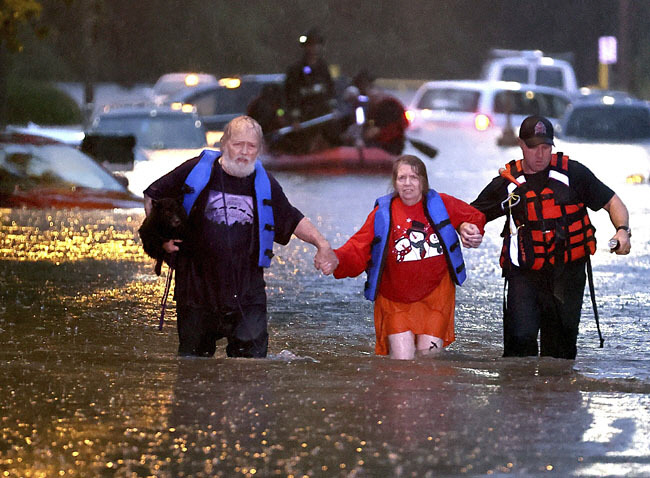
[204,191,254,225]
[393,219,443,262]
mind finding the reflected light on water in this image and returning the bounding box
[1,209,146,263]
[577,393,650,476]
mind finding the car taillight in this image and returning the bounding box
[474,114,491,131]
[405,110,415,123]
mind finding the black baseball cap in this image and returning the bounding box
[519,115,554,147]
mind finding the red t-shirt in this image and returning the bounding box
[334,194,485,303]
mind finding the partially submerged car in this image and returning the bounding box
[87,105,208,196]
[0,133,142,209]
[555,97,650,185]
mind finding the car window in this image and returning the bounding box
[92,115,206,149]
[500,66,528,83]
[493,90,569,119]
[536,67,565,89]
[0,144,125,192]
[564,106,650,141]
[189,83,267,116]
[416,88,480,112]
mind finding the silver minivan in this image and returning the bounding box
[406,80,571,134]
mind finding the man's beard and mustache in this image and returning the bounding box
[221,152,256,178]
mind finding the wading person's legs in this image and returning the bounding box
[388,331,416,360]
[416,334,444,356]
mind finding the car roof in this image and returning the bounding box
[154,72,217,85]
[94,104,200,118]
[417,79,570,96]
[568,97,649,109]
[0,132,64,146]
[169,74,285,102]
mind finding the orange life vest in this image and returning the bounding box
[499,153,596,271]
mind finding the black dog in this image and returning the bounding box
[138,198,188,275]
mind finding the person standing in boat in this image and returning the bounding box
[316,155,485,360]
[284,28,339,153]
[343,69,409,155]
[143,116,335,358]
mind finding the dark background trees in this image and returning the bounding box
[3,0,650,95]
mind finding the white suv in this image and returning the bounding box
[407,80,571,134]
[481,49,578,96]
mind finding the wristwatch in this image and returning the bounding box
[616,225,632,237]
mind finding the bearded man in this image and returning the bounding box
[143,116,334,358]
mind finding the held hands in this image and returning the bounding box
[314,245,339,275]
[458,222,483,248]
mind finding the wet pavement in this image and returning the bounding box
[1,129,649,477]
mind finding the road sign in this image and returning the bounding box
[599,36,617,65]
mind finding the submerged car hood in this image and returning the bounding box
[125,147,208,197]
[3,187,143,210]
[554,139,650,186]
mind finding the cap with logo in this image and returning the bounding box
[519,115,554,147]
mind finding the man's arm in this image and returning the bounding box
[602,193,631,255]
[144,194,153,216]
[293,217,338,273]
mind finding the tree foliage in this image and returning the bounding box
[0,0,44,51]
[5,0,650,95]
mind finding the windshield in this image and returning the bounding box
[501,66,528,83]
[0,144,126,192]
[493,90,569,119]
[564,106,650,141]
[190,83,270,116]
[535,67,565,89]
[92,114,206,149]
[416,88,480,112]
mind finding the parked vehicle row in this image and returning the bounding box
[3,67,648,209]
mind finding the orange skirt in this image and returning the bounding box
[373,272,456,355]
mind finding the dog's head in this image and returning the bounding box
[152,198,187,229]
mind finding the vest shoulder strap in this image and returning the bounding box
[182,149,221,215]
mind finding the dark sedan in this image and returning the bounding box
[555,97,650,185]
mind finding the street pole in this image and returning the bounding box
[82,0,98,130]
[617,0,630,92]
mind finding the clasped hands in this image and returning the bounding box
[314,245,339,275]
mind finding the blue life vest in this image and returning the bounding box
[182,149,276,268]
[364,190,466,301]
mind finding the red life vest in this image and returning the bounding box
[499,153,596,271]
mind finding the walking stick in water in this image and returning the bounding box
[159,267,174,330]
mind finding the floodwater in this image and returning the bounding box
[1,129,649,477]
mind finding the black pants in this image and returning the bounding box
[503,261,586,359]
[176,303,268,358]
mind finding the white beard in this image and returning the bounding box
[221,154,256,178]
